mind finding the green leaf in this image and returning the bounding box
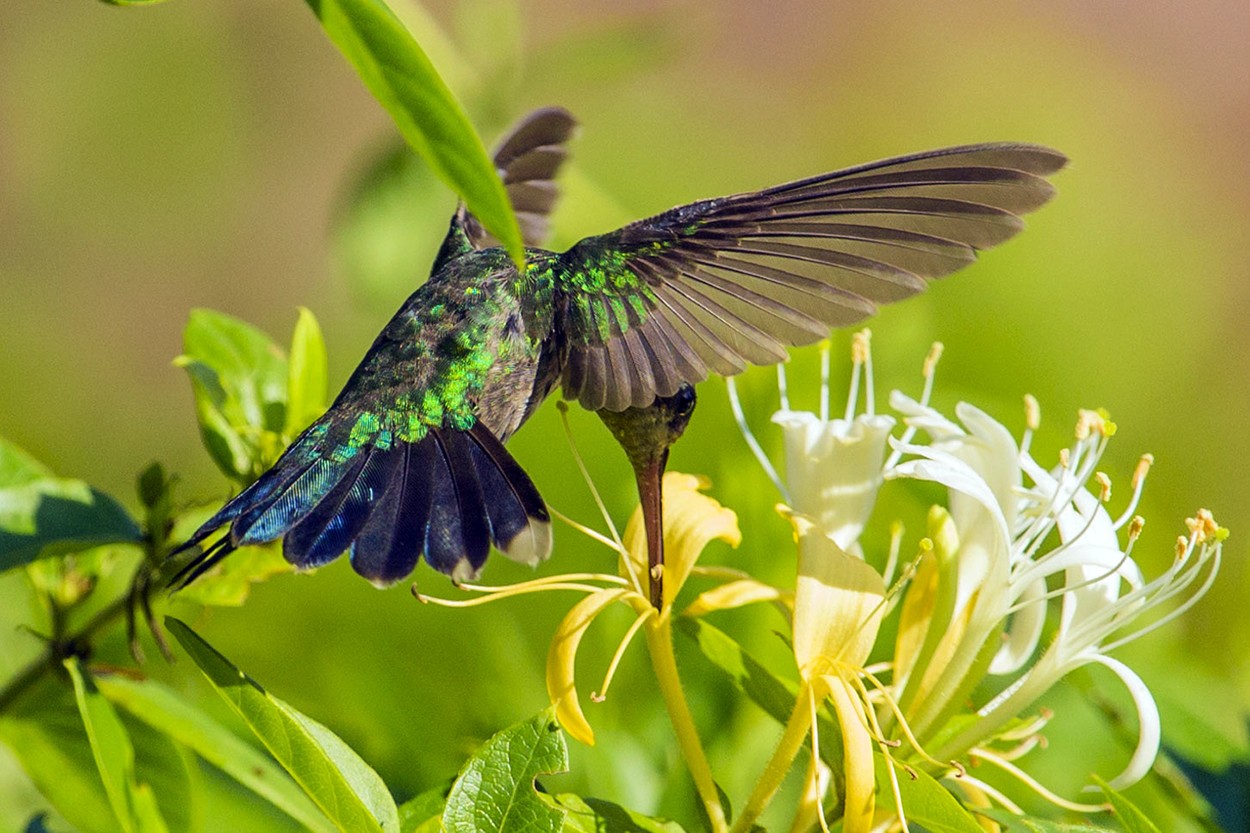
[167,618,399,833]
[0,437,141,572]
[397,781,451,832]
[286,307,329,436]
[874,756,982,833]
[0,438,53,485]
[303,0,524,264]
[675,616,844,768]
[443,708,569,833]
[1093,779,1162,833]
[555,795,686,832]
[95,672,335,833]
[65,658,170,833]
[176,309,289,482]
[976,808,1114,832]
[0,686,116,833]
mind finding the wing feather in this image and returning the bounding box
[554,142,1066,409]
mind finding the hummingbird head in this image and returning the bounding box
[597,384,697,475]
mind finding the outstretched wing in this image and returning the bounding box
[435,106,577,267]
[555,143,1067,411]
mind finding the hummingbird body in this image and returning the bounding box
[172,107,1067,590]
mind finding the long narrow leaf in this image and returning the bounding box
[95,673,336,833]
[167,618,399,833]
[304,0,523,263]
[65,659,170,833]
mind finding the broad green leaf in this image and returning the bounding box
[286,307,328,435]
[443,708,568,833]
[0,437,52,486]
[65,658,170,833]
[167,618,399,833]
[176,309,289,482]
[96,672,335,833]
[303,0,524,263]
[976,808,1113,831]
[0,690,116,833]
[0,437,141,572]
[556,795,686,833]
[874,756,981,833]
[397,781,450,832]
[1093,779,1162,833]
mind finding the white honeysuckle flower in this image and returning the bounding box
[731,331,894,553]
[772,409,895,552]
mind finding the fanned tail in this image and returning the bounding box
[169,424,551,589]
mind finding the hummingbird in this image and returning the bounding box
[171,106,1066,592]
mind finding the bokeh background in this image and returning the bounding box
[2,0,1248,830]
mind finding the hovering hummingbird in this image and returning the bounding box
[171,106,1066,592]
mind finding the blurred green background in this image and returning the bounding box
[2,0,1248,830]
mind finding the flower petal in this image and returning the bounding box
[621,472,741,609]
[546,587,631,745]
[823,674,876,833]
[1086,655,1161,790]
[772,412,895,551]
[792,517,886,673]
[682,579,790,619]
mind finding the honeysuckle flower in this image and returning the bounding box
[731,331,894,553]
[547,472,740,745]
[729,333,1225,824]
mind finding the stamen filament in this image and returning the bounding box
[727,377,790,503]
[968,749,1110,813]
[592,608,654,703]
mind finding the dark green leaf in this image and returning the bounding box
[167,618,399,833]
[0,479,141,572]
[556,795,686,832]
[443,708,568,833]
[1093,779,1163,833]
[977,808,1115,832]
[286,307,328,436]
[136,463,167,511]
[675,616,844,768]
[0,437,141,572]
[96,672,335,833]
[65,658,171,833]
[874,756,982,833]
[176,309,289,482]
[302,0,524,263]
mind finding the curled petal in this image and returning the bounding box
[682,579,790,619]
[622,472,741,609]
[1086,654,1161,790]
[546,587,631,745]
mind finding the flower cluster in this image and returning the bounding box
[729,331,1225,830]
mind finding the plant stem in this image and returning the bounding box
[729,683,811,833]
[0,595,129,714]
[644,614,728,833]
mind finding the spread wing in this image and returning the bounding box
[435,106,577,267]
[554,143,1067,411]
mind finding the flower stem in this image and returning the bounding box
[644,615,728,833]
[729,682,812,833]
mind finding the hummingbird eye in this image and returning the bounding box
[673,385,696,416]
